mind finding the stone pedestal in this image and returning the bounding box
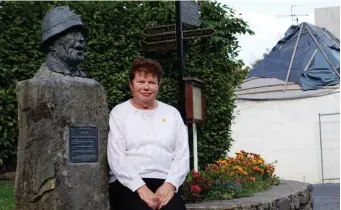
[15,71,110,210]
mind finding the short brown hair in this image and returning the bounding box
[130,58,163,82]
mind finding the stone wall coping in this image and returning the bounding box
[185,180,312,210]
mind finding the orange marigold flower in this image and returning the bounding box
[252,166,264,174]
[253,153,260,158]
[257,159,265,164]
[216,160,227,165]
[249,177,256,181]
[233,166,243,171]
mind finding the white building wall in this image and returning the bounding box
[315,6,340,39]
[229,91,340,184]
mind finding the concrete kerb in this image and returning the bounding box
[185,180,313,210]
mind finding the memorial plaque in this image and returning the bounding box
[69,127,98,163]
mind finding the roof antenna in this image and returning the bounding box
[277,5,309,25]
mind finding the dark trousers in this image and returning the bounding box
[109,178,186,210]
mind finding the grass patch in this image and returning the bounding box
[0,181,15,210]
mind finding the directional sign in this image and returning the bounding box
[142,23,216,52]
[181,1,201,26]
[142,24,176,36]
[183,28,216,40]
[144,40,177,52]
[143,32,175,44]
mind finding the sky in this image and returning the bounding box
[216,0,340,66]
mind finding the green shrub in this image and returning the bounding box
[0,1,252,170]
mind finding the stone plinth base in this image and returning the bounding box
[15,72,110,210]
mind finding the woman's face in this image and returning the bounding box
[129,71,159,104]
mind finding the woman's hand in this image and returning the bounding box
[155,182,175,209]
[137,185,159,210]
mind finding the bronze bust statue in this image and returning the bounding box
[38,6,88,77]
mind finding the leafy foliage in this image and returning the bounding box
[249,48,271,69]
[0,1,252,169]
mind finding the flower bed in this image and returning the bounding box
[182,150,280,202]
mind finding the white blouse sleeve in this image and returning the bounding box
[107,108,145,192]
[165,111,190,192]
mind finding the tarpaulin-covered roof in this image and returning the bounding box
[247,22,340,91]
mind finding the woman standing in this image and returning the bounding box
[107,58,189,210]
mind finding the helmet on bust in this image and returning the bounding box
[40,6,88,52]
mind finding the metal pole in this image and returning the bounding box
[304,49,318,72]
[303,49,318,79]
[320,112,340,116]
[193,123,198,171]
[318,113,324,184]
[284,24,303,91]
[305,26,340,78]
[323,31,340,48]
[176,1,186,122]
[291,5,293,25]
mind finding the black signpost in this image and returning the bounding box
[141,1,212,170]
[142,1,214,123]
[176,1,186,122]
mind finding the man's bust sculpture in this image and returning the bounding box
[36,6,88,78]
[15,6,110,210]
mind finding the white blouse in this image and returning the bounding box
[107,100,190,192]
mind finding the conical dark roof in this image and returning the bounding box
[247,22,340,91]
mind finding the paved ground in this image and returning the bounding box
[312,183,340,210]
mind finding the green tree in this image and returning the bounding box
[250,48,270,68]
[0,1,253,170]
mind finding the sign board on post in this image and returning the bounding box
[143,33,175,43]
[183,28,216,39]
[141,23,216,52]
[181,1,201,26]
[143,40,177,52]
[183,77,205,124]
[183,77,204,172]
[141,24,176,36]
[142,25,177,52]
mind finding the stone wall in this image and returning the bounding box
[185,180,313,210]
